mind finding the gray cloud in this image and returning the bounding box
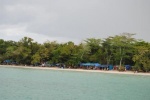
[0,0,150,43]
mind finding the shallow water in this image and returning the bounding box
[0,66,150,100]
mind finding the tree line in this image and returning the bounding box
[0,33,150,72]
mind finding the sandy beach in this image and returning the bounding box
[0,65,150,76]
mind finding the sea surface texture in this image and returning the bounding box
[0,66,150,100]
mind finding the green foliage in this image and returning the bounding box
[133,41,150,72]
[0,34,150,72]
[110,33,136,66]
[83,38,102,63]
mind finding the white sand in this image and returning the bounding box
[0,65,150,76]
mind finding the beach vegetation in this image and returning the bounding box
[0,33,150,72]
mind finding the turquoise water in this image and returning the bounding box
[0,66,150,100]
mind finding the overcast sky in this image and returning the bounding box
[0,0,150,44]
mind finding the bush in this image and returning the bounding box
[132,66,139,71]
[118,66,125,71]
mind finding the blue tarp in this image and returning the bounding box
[4,60,11,63]
[80,63,101,67]
[100,65,108,68]
[108,65,113,70]
[125,65,131,70]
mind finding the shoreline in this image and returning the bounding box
[0,65,150,76]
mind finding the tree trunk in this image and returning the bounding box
[119,47,122,67]
[107,55,111,65]
[120,57,122,67]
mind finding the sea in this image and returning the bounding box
[0,66,150,100]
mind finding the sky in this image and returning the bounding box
[0,0,150,44]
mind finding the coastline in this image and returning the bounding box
[0,65,150,76]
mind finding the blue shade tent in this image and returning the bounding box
[80,63,101,67]
[108,65,113,70]
[98,65,108,70]
[125,65,131,70]
[94,63,101,67]
[4,60,11,63]
[100,65,108,68]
